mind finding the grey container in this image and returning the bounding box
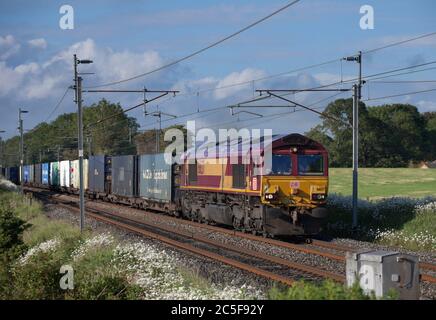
[34,163,42,185]
[111,155,137,197]
[88,155,109,193]
[138,154,172,202]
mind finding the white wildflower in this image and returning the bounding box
[71,232,114,261]
[19,238,60,265]
[111,241,264,300]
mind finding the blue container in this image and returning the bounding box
[7,167,19,184]
[23,165,31,183]
[42,163,50,185]
[138,153,172,202]
[88,155,108,193]
[111,155,137,197]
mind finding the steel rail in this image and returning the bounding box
[45,193,344,283]
[25,187,436,284]
[51,201,297,286]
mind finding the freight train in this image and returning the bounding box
[2,133,329,237]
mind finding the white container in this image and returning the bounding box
[70,159,88,190]
[59,160,71,187]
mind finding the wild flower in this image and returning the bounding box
[18,238,60,265]
[326,194,436,250]
[111,241,264,300]
[71,232,114,261]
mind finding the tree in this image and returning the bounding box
[2,99,139,166]
[423,112,436,160]
[306,98,378,167]
[135,124,187,154]
[368,104,426,165]
[306,99,429,167]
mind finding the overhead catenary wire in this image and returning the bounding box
[200,91,347,131]
[142,60,436,130]
[86,0,301,89]
[44,87,71,122]
[363,31,436,54]
[365,66,436,81]
[144,31,436,100]
[368,80,436,83]
[38,31,436,129]
[363,87,436,102]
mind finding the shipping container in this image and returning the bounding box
[42,163,50,185]
[111,155,137,197]
[50,162,60,186]
[60,160,70,187]
[70,159,89,190]
[138,153,172,202]
[34,163,42,185]
[23,165,34,183]
[88,155,111,193]
[6,167,19,184]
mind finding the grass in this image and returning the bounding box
[326,168,436,251]
[324,194,436,251]
[0,191,82,246]
[329,168,436,200]
[0,189,264,300]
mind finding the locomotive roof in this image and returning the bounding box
[182,133,326,160]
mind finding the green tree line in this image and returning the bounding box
[2,98,434,168]
[306,98,436,167]
[1,99,139,167]
[1,99,188,167]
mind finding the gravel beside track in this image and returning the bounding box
[43,202,271,298]
[35,189,436,299]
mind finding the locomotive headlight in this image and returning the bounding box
[265,193,276,200]
[311,193,326,201]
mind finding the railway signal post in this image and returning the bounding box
[18,108,28,194]
[0,130,5,171]
[73,54,93,232]
[344,51,362,230]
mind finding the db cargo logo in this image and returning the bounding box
[290,181,300,188]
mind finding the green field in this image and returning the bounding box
[329,168,436,200]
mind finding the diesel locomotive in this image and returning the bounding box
[4,133,329,237]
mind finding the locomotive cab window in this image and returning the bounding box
[298,154,324,175]
[270,154,292,175]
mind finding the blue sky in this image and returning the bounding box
[1,0,436,139]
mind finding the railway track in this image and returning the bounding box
[25,186,436,285]
[33,191,345,286]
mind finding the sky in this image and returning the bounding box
[0,0,436,140]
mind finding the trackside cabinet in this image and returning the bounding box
[346,250,420,299]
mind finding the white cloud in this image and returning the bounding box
[0,38,173,103]
[43,38,166,86]
[416,100,436,112]
[0,61,25,96]
[28,38,47,49]
[0,34,20,60]
[214,68,266,100]
[172,76,218,95]
[23,75,64,99]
